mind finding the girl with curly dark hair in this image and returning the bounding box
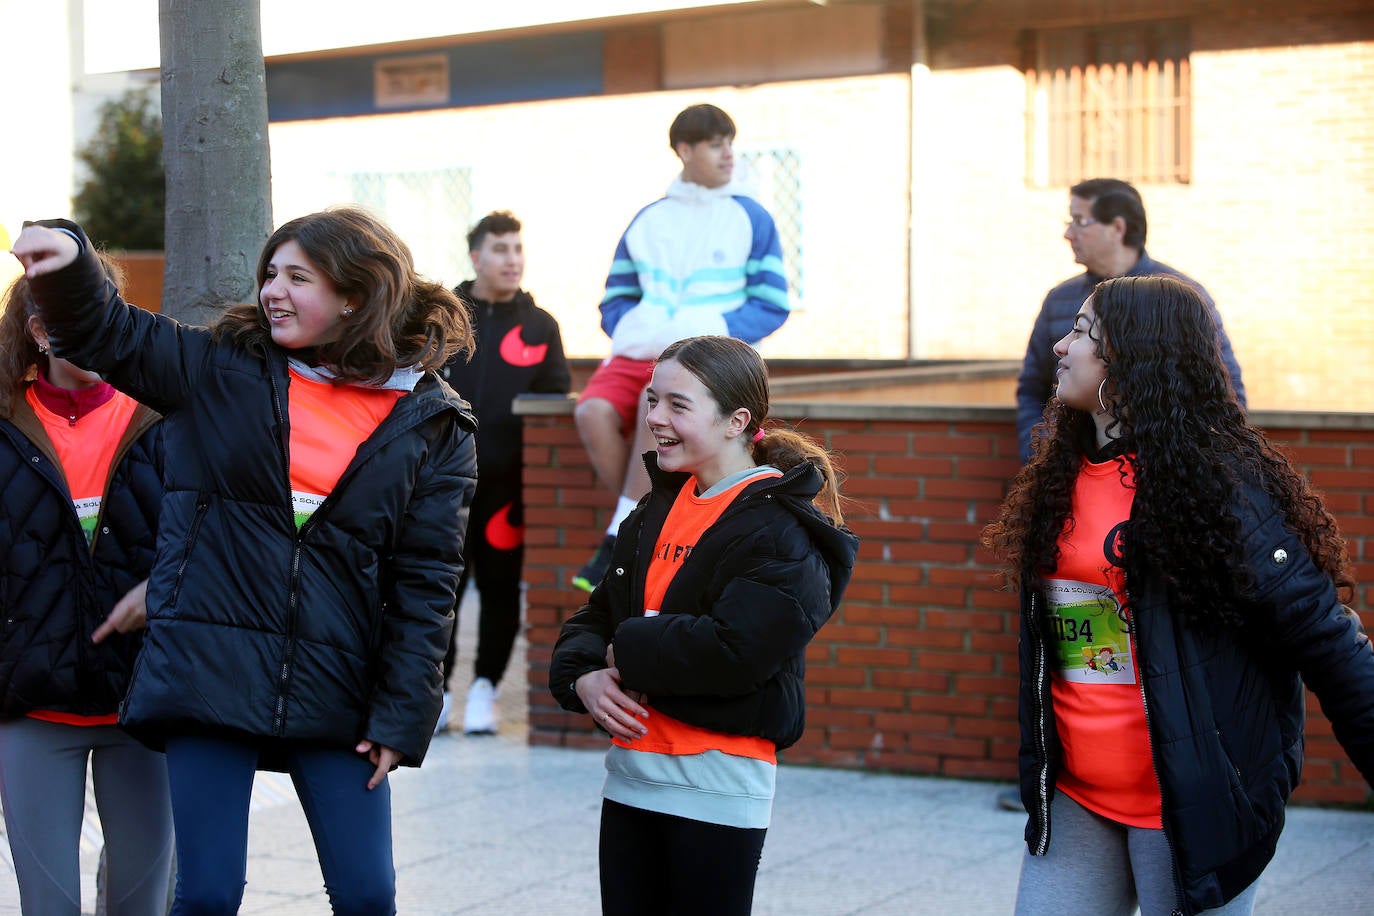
[984,275,1374,916]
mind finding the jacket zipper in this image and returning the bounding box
[168,495,210,607]
[266,367,458,734]
[270,367,298,735]
[1135,616,1187,915]
[1028,588,1052,855]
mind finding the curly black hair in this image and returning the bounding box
[983,275,1353,630]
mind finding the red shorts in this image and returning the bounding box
[578,356,653,436]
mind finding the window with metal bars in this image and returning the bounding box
[1024,21,1192,187]
[342,167,474,285]
[739,148,804,305]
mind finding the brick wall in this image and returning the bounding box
[522,402,1374,806]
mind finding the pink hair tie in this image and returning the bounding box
[751,427,766,444]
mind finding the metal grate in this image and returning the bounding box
[740,148,804,305]
[1025,21,1191,187]
[342,167,473,285]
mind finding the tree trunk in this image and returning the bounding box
[157,0,271,325]
[96,6,270,910]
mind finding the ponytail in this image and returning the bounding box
[751,424,845,526]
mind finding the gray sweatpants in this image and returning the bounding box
[1014,789,1259,916]
[0,717,174,916]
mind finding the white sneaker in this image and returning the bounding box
[433,691,454,735]
[462,677,498,735]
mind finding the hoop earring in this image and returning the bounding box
[1097,378,1110,413]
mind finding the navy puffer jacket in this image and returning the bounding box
[1017,479,1374,915]
[30,221,478,767]
[0,394,162,718]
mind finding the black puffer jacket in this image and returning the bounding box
[0,393,162,719]
[30,221,478,767]
[1017,480,1374,915]
[550,457,858,749]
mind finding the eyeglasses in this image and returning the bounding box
[1064,215,1099,230]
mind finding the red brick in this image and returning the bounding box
[954,717,1019,739]
[873,455,955,476]
[906,693,990,716]
[888,585,966,606]
[925,521,989,543]
[835,646,913,667]
[916,651,995,673]
[1309,468,1374,490]
[925,478,1008,500]
[814,623,884,644]
[1282,444,1351,467]
[929,566,1007,588]
[955,674,1020,695]
[874,712,952,733]
[805,665,869,686]
[829,728,887,751]
[886,627,965,649]
[970,632,1019,654]
[925,609,1006,631]
[827,688,908,710]
[830,432,914,454]
[911,435,993,457]
[867,670,949,692]
[804,707,875,729]
[886,499,975,520]
[851,563,922,585]
[848,519,927,542]
[842,605,921,626]
[906,734,989,758]
[955,456,1021,479]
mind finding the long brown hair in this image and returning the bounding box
[0,253,126,417]
[657,335,846,525]
[215,206,474,384]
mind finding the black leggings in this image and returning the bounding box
[599,798,767,916]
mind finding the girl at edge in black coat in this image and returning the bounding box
[550,335,859,916]
[13,208,477,916]
[983,276,1374,916]
[0,262,171,914]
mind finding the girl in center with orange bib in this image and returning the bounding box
[551,334,858,916]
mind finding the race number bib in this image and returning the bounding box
[74,495,101,545]
[291,491,326,529]
[1043,578,1135,685]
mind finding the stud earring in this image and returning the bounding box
[37,344,48,355]
[341,307,354,318]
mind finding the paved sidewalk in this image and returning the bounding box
[1,590,1370,914]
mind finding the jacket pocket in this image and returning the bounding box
[167,494,210,608]
[1214,727,1246,793]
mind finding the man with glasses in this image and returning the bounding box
[1002,178,1246,814]
[1014,178,1246,464]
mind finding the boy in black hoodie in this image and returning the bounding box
[439,211,570,733]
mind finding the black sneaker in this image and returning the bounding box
[572,534,617,593]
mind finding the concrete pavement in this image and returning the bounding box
[1,589,1370,914]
